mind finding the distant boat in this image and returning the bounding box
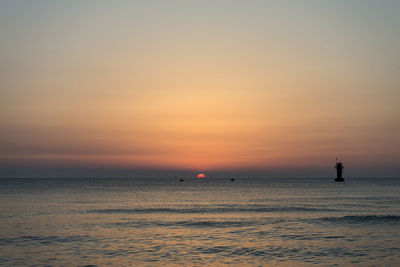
[230,178,235,182]
[335,160,344,182]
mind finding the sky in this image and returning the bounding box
[1,1,399,178]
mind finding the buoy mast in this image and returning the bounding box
[335,159,344,182]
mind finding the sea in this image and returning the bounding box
[0,177,399,266]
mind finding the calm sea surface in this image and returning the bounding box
[0,178,399,266]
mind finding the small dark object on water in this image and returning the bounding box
[335,159,344,182]
[230,178,235,182]
[179,179,184,182]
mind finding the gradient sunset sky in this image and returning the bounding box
[1,1,399,177]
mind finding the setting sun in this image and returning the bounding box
[197,173,206,178]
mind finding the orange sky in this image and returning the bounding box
[1,1,399,177]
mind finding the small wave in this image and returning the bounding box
[89,206,337,214]
[176,220,251,228]
[316,215,400,224]
[0,235,95,246]
[106,219,274,229]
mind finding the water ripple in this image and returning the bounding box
[315,215,400,224]
[0,235,96,246]
[89,205,339,214]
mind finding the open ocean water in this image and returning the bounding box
[0,177,399,266]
